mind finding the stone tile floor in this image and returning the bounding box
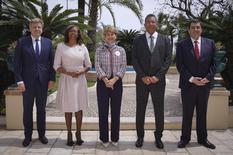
[0,129,233,155]
[2,74,233,154]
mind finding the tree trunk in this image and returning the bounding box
[0,0,2,16]
[78,0,85,24]
[87,0,98,53]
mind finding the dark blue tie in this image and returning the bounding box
[35,39,40,59]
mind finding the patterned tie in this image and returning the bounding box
[150,35,154,53]
[194,40,200,61]
[35,39,40,59]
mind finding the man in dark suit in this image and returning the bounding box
[14,18,55,147]
[176,19,217,149]
[132,14,172,148]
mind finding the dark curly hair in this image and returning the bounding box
[64,25,83,45]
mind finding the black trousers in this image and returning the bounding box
[23,78,48,139]
[180,85,210,143]
[97,79,123,143]
[136,80,165,139]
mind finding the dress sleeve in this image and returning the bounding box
[53,43,62,71]
[82,44,92,68]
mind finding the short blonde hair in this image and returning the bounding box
[29,18,44,27]
[103,26,118,36]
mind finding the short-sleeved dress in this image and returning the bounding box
[53,43,92,112]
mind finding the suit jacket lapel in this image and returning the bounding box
[40,37,44,59]
[40,37,48,59]
[26,37,37,59]
[200,37,205,60]
[187,38,197,59]
[142,33,151,55]
[152,34,160,54]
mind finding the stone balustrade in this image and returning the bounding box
[4,85,232,130]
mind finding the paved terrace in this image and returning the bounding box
[0,129,233,155]
[46,74,182,117]
[1,74,233,154]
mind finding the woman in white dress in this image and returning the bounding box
[53,25,91,146]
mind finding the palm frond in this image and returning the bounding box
[107,0,143,23]
[102,3,116,26]
[25,1,40,17]
[5,0,36,19]
[48,4,63,20]
[134,0,143,10]
[52,9,79,23]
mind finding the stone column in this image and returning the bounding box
[207,87,230,129]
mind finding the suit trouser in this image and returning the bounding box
[180,85,210,143]
[23,78,48,139]
[136,80,165,139]
[97,79,123,143]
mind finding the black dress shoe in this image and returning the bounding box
[39,136,48,144]
[178,140,188,148]
[198,140,216,149]
[155,139,164,149]
[135,138,143,148]
[22,138,31,147]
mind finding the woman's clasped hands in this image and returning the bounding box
[103,77,119,90]
[66,68,86,78]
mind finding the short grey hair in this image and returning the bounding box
[103,26,118,36]
[29,18,44,27]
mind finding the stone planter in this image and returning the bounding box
[4,87,24,129]
[4,85,231,129]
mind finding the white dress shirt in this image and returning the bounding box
[31,35,41,55]
[145,31,158,50]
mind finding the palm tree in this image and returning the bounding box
[0,0,85,50]
[38,2,82,39]
[157,12,177,51]
[78,0,85,23]
[0,0,2,16]
[157,12,188,51]
[117,29,141,65]
[87,0,98,53]
[209,6,233,92]
[98,0,143,27]
[87,0,143,53]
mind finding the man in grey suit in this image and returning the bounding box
[132,14,172,148]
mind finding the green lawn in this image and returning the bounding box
[87,80,96,87]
